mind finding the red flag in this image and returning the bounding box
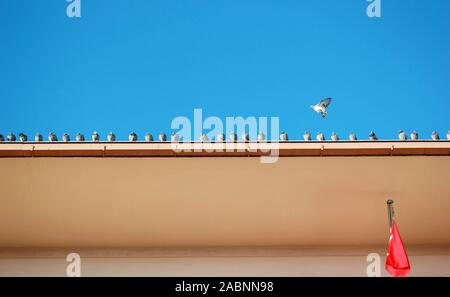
[385,220,411,277]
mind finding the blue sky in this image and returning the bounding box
[0,0,449,140]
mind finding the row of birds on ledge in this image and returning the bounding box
[0,130,449,142]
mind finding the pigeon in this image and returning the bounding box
[282,132,290,141]
[431,131,440,141]
[331,132,339,141]
[242,133,250,142]
[19,133,28,142]
[316,132,325,141]
[129,132,137,142]
[62,134,70,142]
[303,131,311,141]
[34,133,43,142]
[369,131,378,141]
[76,133,85,142]
[447,131,450,140]
[199,134,209,142]
[91,132,100,142]
[107,132,116,142]
[216,133,225,142]
[0,134,4,142]
[7,133,16,142]
[280,132,288,142]
[257,132,266,142]
[48,133,57,142]
[349,132,357,141]
[158,133,167,142]
[229,133,237,142]
[410,131,418,141]
[310,97,332,118]
[145,133,154,142]
[398,130,407,141]
[171,133,180,142]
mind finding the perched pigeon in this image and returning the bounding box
[158,133,167,142]
[331,132,339,141]
[446,131,450,140]
[410,131,418,141]
[0,134,4,142]
[369,131,378,141]
[62,134,70,142]
[310,97,332,118]
[316,132,325,141]
[257,132,266,142]
[76,133,85,142]
[107,132,116,142]
[280,132,288,142]
[91,132,100,142]
[242,133,250,142]
[129,132,137,142]
[145,133,154,142]
[7,133,16,142]
[303,131,311,141]
[48,132,57,142]
[171,133,180,142]
[349,132,357,141]
[216,133,225,142]
[229,133,237,142]
[431,131,440,141]
[199,134,209,142]
[19,133,28,142]
[398,130,407,141]
[34,133,43,142]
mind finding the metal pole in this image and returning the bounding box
[387,199,394,232]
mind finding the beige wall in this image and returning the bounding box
[1,155,449,276]
[0,156,450,247]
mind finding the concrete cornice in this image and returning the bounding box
[0,141,449,157]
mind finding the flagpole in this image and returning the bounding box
[387,199,394,232]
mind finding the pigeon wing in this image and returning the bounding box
[319,97,331,107]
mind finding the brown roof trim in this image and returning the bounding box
[0,141,449,157]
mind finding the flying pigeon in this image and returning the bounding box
[310,97,332,118]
